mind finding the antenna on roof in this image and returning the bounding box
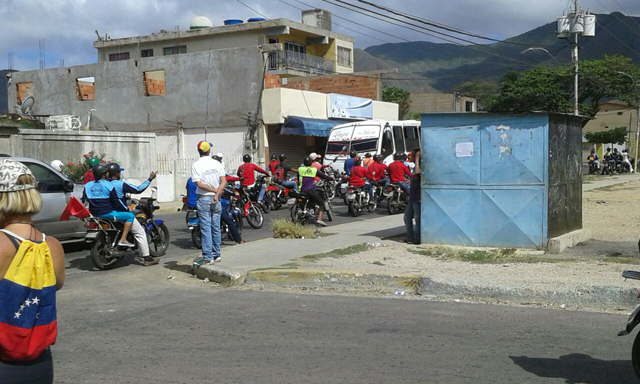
[16,96,35,118]
[95,30,102,41]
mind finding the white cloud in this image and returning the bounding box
[1,0,639,70]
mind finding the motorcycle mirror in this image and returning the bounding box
[152,187,158,194]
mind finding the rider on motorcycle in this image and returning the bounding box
[622,149,635,173]
[388,153,412,195]
[369,154,390,192]
[268,154,279,175]
[237,154,269,205]
[344,150,358,175]
[299,156,333,227]
[587,149,600,170]
[349,158,374,202]
[105,163,159,266]
[82,164,135,249]
[604,148,616,171]
[274,154,298,191]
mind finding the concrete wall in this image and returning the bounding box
[0,128,157,182]
[8,47,265,139]
[410,93,477,113]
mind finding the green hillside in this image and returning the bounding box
[355,12,640,93]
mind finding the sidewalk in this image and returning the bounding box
[168,174,640,312]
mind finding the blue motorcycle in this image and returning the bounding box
[187,190,243,249]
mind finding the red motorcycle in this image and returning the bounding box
[264,179,297,211]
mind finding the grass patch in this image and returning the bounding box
[411,247,572,264]
[272,218,317,239]
[252,262,301,271]
[302,243,371,262]
[601,257,640,265]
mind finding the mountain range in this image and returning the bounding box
[354,12,640,93]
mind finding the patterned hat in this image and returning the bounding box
[0,159,38,192]
[197,141,211,152]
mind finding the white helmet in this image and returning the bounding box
[50,160,64,172]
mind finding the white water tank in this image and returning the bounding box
[583,14,596,37]
[556,16,569,38]
[190,16,213,30]
[569,13,584,34]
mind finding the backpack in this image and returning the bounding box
[0,230,58,362]
[273,163,286,183]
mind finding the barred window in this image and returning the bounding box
[337,46,351,66]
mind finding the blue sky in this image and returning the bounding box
[2,0,639,71]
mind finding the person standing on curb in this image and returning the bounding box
[192,141,227,266]
[403,148,421,244]
[0,159,65,383]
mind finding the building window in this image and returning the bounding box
[284,41,306,59]
[76,77,95,101]
[163,45,187,56]
[108,52,130,62]
[143,70,165,96]
[16,82,33,104]
[141,49,154,58]
[337,46,351,66]
[268,37,279,44]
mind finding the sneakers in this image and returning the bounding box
[142,257,159,266]
[118,240,135,248]
[316,220,328,227]
[214,256,222,263]
[192,256,220,267]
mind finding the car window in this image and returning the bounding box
[404,126,420,152]
[393,126,405,153]
[23,162,65,193]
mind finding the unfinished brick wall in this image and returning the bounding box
[266,74,381,100]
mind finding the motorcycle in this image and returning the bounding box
[290,180,334,225]
[238,185,265,229]
[264,178,296,211]
[84,187,170,270]
[618,270,640,379]
[601,160,616,175]
[245,175,270,214]
[346,183,376,217]
[384,183,408,215]
[187,194,243,249]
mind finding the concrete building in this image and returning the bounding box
[409,93,477,114]
[582,101,638,159]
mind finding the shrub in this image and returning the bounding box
[61,150,118,183]
[272,218,317,239]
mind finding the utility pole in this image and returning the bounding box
[557,0,596,116]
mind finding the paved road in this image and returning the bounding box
[53,264,636,383]
[62,199,394,272]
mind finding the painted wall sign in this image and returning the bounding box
[328,93,373,119]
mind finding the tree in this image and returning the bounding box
[585,126,628,145]
[487,55,640,118]
[382,86,410,119]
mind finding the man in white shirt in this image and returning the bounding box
[191,141,227,265]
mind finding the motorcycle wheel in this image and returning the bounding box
[246,204,264,229]
[349,201,361,217]
[367,200,377,213]
[148,223,170,257]
[290,204,305,224]
[191,225,202,249]
[326,208,333,222]
[326,183,337,201]
[387,198,400,215]
[633,332,640,379]
[91,234,119,270]
[261,200,271,214]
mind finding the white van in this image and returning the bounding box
[323,120,421,170]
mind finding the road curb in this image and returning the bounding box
[243,268,640,309]
[194,264,245,286]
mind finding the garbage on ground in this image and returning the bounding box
[395,290,405,295]
[366,241,383,248]
[454,299,461,303]
[203,278,210,283]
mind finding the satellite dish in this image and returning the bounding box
[20,96,35,114]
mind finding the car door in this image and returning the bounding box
[22,161,85,240]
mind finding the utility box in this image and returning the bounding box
[420,113,582,248]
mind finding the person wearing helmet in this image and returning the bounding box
[237,154,270,204]
[105,163,159,266]
[298,156,332,226]
[83,157,101,184]
[82,164,136,248]
[273,154,297,191]
[50,160,64,173]
[268,154,279,175]
[344,149,358,175]
[349,158,374,202]
[369,154,390,193]
[388,152,411,195]
[363,153,374,168]
[192,141,227,265]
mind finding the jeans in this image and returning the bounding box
[197,195,221,261]
[362,183,373,200]
[404,202,421,243]
[258,184,266,201]
[396,181,410,195]
[221,208,242,243]
[281,180,298,191]
[377,178,390,191]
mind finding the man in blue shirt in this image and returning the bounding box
[105,163,158,266]
[344,149,358,175]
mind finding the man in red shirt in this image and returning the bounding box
[349,158,373,201]
[388,152,411,195]
[368,154,389,191]
[83,157,100,184]
[268,155,279,175]
[237,154,270,203]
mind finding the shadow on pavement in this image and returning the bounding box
[510,353,635,384]
[361,226,405,240]
[67,253,142,272]
[163,260,193,276]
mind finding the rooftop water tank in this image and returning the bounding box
[224,19,244,25]
[190,16,213,30]
[248,17,266,22]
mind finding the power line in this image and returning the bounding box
[236,0,270,19]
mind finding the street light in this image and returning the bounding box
[615,71,640,173]
[520,47,559,62]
